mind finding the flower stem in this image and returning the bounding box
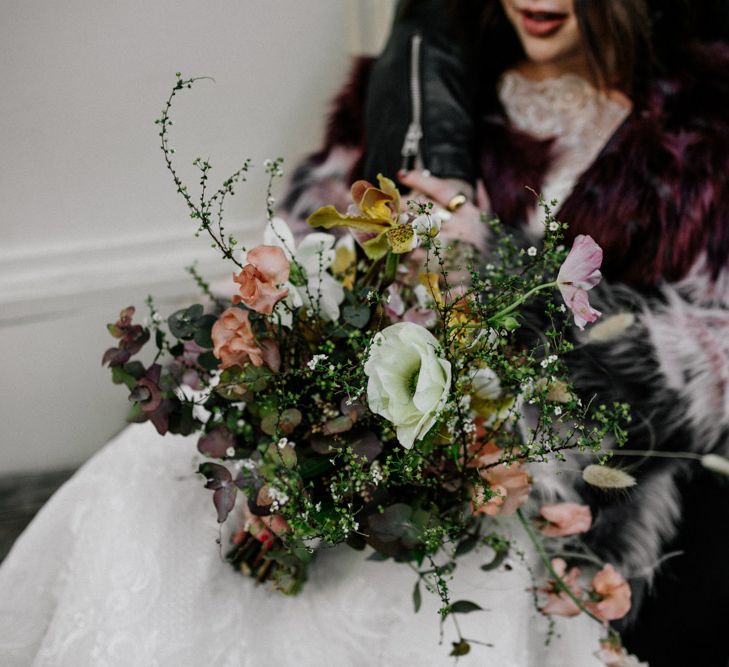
[487,281,557,326]
[383,251,399,285]
[516,508,618,638]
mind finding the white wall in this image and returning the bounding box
[0,0,394,474]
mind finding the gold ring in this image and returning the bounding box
[446,193,468,212]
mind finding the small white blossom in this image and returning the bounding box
[548,221,559,232]
[268,486,289,507]
[527,246,537,256]
[307,353,329,370]
[554,406,562,416]
[370,461,384,484]
[225,446,236,457]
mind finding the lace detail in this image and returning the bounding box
[498,71,631,237]
[0,423,603,666]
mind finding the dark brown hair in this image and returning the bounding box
[447,0,655,97]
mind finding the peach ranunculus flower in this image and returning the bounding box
[539,502,593,537]
[587,563,632,621]
[541,557,583,617]
[469,442,531,516]
[232,245,290,315]
[211,307,280,371]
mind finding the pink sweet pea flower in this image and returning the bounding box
[557,235,603,329]
[233,245,290,315]
[587,563,632,621]
[539,502,593,537]
[541,558,583,617]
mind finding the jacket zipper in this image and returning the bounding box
[401,33,424,170]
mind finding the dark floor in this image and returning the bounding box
[0,469,74,561]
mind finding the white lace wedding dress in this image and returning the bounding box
[0,74,628,667]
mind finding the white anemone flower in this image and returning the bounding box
[364,322,452,449]
[263,217,345,324]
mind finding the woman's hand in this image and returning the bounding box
[397,170,491,254]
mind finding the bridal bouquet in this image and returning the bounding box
[103,75,636,660]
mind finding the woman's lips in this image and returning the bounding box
[519,9,568,37]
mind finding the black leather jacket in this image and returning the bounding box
[361,0,477,186]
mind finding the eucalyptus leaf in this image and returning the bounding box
[260,413,280,436]
[168,304,204,339]
[198,351,220,371]
[193,314,217,349]
[216,366,249,400]
[342,303,371,328]
[368,504,414,543]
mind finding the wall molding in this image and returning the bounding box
[0,223,261,324]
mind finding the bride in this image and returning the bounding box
[3,1,728,665]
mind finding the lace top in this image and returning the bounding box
[498,71,631,237]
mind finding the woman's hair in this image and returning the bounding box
[449,0,655,97]
[401,0,729,98]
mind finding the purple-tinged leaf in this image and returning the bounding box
[197,463,235,522]
[119,306,135,322]
[145,363,162,385]
[198,462,232,489]
[198,426,235,458]
[310,434,339,455]
[213,484,236,523]
[124,325,150,355]
[279,408,302,435]
[340,398,366,422]
[148,400,171,435]
[350,430,382,463]
[102,347,131,367]
[135,378,162,413]
[323,415,354,435]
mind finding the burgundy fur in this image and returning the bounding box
[320,44,729,289]
[322,57,373,151]
[478,42,729,287]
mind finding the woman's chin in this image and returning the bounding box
[520,44,589,78]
